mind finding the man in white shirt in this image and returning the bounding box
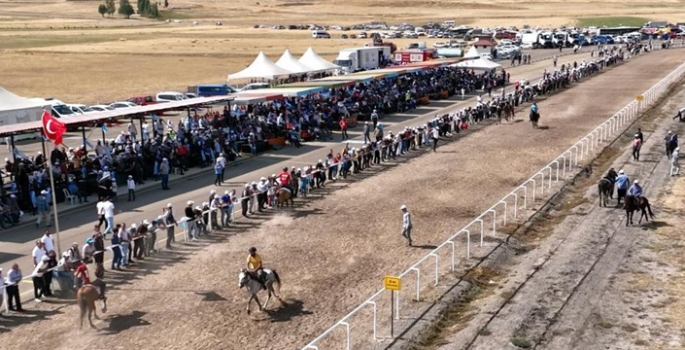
[127,175,136,201]
[102,198,116,235]
[400,205,413,247]
[431,127,440,152]
[32,240,45,266]
[32,255,50,302]
[40,230,55,254]
[216,153,227,184]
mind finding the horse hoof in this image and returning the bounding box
[246,310,251,315]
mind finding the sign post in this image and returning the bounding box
[384,276,401,338]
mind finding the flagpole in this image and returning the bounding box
[47,144,63,257]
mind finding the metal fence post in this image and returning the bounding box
[498,200,508,225]
[430,253,439,285]
[446,240,455,271]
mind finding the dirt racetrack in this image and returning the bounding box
[1,50,683,350]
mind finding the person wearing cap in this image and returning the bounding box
[615,170,630,205]
[134,220,148,259]
[35,190,51,229]
[249,182,259,214]
[82,237,95,264]
[401,205,413,246]
[363,121,371,144]
[127,175,136,201]
[257,177,269,211]
[315,160,326,188]
[67,241,83,266]
[32,255,51,302]
[220,191,232,226]
[241,183,251,217]
[671,147,680,176]
[160,158,171,190]
[119,223,132,266]
[629,132,643,161]
[628,180,643,198]
[216,152,227,183]
[185,200,198,241]
[194,205,206,236]
[246,247,266,289]
[371,109,379,130]
[164,203,178,249]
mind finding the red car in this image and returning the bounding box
[127,95,159,106]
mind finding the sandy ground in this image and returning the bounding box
[0,50,681,350]
[425,70,685,350]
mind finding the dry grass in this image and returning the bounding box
[0,0,684,103]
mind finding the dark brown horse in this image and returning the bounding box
[597,168,618,207]
[624,195,654,226]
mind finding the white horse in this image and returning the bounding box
[238,268,284,315]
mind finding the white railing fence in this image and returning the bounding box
[301,57,685,350]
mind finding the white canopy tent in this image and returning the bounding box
[276,49,315,75]
[227,51,294,81]
[464,46,480,59]
[0,86,49,127]
[299,47,340,71]
[453,57,502,71]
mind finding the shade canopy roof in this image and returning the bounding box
[464,46,480,59]
[0,86,49,113]
[228,51,294,81]
[453,57,501,71]
[299,47,340,71]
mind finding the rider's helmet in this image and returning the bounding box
[249,247,257,254]
[282,167,288,172]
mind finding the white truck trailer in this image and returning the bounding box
[334,46,392,74]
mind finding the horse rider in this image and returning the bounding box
[615,170,630,204]
[246,247,266,290]
[628,180,643,198]
[277,167,294,194]
[74,259,107,300]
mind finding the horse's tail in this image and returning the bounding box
[272,270,281,286]
[646,201,655,218]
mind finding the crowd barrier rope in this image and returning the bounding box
[300,50,685,349]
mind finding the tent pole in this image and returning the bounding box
[81,125,87,155]
[10,135,16,164]
[40,132,47,160]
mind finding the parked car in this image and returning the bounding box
[127,95,159,106]
[312,30,331,39]
[156,91,187,102]
[108,101,137,109]
[358,32,367,38]
[67,104,96,114]
[90,105,116,112]
[239,83,270,91]
[341,34,349,39]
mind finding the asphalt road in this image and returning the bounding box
[0,48,590,292]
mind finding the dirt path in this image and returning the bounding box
[0,51,683,350]
[427,69,685,350]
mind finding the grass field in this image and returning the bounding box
[0,0,683,104]
[577,16,651,28]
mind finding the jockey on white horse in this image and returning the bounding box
[247,247,266,290]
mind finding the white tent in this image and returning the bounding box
[276,49,315,75]
[227,51,294,81]
[299,47,340,71]
[0,86,49,128]
[464,46,480,59]
[453,58,502,71]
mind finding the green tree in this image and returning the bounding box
[137,0,149,15]
[98,3,107,17]
[118,0,135,18]
[105,0,116,15]
[148,3,159,17]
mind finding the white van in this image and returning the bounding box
[68,104,96,114]
[156,91,186,102]
[312,30,331,39]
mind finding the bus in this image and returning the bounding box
[597,26,642,36]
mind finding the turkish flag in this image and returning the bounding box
[41,110,66,145]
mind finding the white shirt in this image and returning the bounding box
[403,212,412,229]
[432,128,439,139]
[32,246,46,266]
[40,235,55,253]
[102,201,115,218]
[97,201,105,215]
[127,179,135,190]
[32,260,48,278]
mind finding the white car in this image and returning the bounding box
[90,105,116,112]
[68,104,96,114]
[108,101,137,109]
[185,92,198,99]
[520,42,534,49]
[240,83,270,91]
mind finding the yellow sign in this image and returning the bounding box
[636,95,644,101]
[384,276,401,291]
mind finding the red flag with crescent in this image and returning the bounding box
[41,110,66,145]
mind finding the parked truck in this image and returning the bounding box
[334,46,392,73]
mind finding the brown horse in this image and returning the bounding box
[624,195,654,226]
[77,284,107,329]
[502,103,515,122]
[277,188,293,209]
